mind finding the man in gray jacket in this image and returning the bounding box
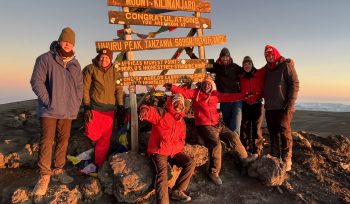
[263,45,299,172]
[30,27,83,196]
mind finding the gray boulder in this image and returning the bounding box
[247,154,286,186]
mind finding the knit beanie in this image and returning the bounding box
[172,94,185,106]
[242,56,253,66]
[98,48,113,62]
[58,27,75,46]
[219,47,231,58]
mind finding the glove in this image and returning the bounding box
[163,83,172,90]
[84,106,93,123]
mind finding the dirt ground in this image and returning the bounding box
[0,100,349,203]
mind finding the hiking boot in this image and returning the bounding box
[241,153,258,167]
[171,189,191,202]
[33,175,50,196]
[52,172,73,184]
[208,172,222,185]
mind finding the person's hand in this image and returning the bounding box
[84,108,93,123]
[139,108,148,121]
[163,83,172,90]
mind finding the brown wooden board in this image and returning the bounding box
[96,35,226,52]
[107,0,211,13]
[109,11,211,28]
[120,73,205,85]
[115,59,213,71]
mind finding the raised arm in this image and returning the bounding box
[139,105,161,125]
[168,84,196,99]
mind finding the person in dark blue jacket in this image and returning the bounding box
[30,27,83,196]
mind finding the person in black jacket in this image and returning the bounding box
[207,48,243,135]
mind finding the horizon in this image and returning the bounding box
[1,0,350,105]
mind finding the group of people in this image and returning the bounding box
[29,26,299,203]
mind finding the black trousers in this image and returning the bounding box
[240,102,264,154]
[265,109,294,161]
[151,152,195,204]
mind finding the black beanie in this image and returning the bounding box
[242,56,253,66]
[219,47,231,57]
[97,48,113,62]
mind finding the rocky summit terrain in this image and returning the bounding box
[0,100,349,204]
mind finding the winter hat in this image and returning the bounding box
[97,48,113,62]
[264,45,281,61]
[219,47,231,58]
[58,27,75,46]
[242,56,253,66]
[172,94,185,106]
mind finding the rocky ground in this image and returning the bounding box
[0,100,349,203]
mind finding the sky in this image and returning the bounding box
[0,0,349,105]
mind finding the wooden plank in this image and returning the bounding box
[109,11,211,28]
[96,35,226,52]
[120,73,206,85]
[122,7,138,152]
[108,0,211,13]
[195,11,206,74]
[115,59,214,71]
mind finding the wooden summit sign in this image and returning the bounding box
[115,59,214,71]
[108,0,211,13]
[96,35,226,52]
[120,73,205,85]
[109,11,211,28]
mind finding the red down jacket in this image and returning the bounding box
[240,67,267,104]
[140,98,186,157]
[170,85,244,126]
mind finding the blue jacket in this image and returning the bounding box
[30,41,83,119]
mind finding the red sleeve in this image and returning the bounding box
[140,105,161,125]
[170,85,195,99]
[217,92,245,103]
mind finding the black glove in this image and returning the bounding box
[163,83,172,90]
[84,105,93,123]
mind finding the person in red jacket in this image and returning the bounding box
[165,76,257,186]
[239,56,266,156]
[139,94,195,203]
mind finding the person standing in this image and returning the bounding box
[207,47,243,135]
[30,27,83,196]
[166,76,257,186]
[83,48,124,168]
[263,45,299,171]
[239,56,266,156]
[139,94,195,203]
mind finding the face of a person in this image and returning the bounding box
[266,54,275,64]
[173,101,184,113]
[221,55,230,65]
[99,55,111,68]
[202,81,212,93]
[59,41,74,52]
[243,62,253,72]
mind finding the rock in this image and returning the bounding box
[80,177,103,203]
[34,185,81,204]
[293,132,312,149]
[109,152,154,203]
[247,154,286,186]
[97,161,114,196]
[0,153,5,168]
[184,144,208,167]
[11,187,32,204]
[5,144,37,168]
